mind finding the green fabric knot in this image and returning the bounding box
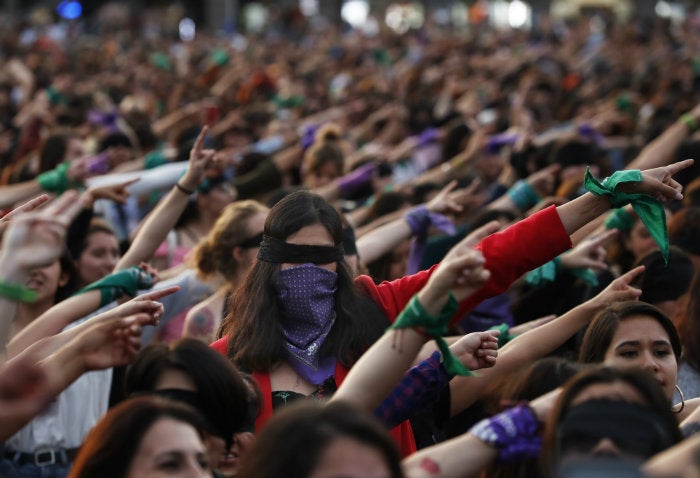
[489,323,514,349]
[525,257,561,286]
[604,208,636,232]
[36,162,84,194]
[144,150,167,170]
[389,293,474,376]
[76,266,155,307]
[525,256,598,287]
[584,167,669,262]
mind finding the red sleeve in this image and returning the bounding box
[454,204,571,319]
[358,205,571,325]
[355,265,437,323]
[210,336,228,355]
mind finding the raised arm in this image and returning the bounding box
[116,126,215,270]
[630,104,700,171]
[448,266,645,416]
[333,223,497,412]
[0,192,87,355]
[555,159,692,236]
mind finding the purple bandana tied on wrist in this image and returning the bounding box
[274,263,338,385]
[404,205,456,274]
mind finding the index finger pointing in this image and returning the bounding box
[192,126,210,155]
[134,285,181,302]
[666,158,695,175]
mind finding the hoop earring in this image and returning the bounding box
[673,384,686,414]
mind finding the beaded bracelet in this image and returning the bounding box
[0,281,38,303]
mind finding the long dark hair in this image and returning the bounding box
[237,401,404,478]
[68,396,209,478]
[124,338,251,448]
[220,190,387,370]
[678,269,700,370]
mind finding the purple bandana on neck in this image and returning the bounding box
[274,263,338,385]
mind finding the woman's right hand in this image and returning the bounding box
[0,191,87,276]
[587,265,644,310]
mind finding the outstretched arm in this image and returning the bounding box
[448,265,645,416]
[116,126,216,270]
[333,223,498,412]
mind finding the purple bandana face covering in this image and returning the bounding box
[274,263,338,385]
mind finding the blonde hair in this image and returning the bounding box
[192,200,268,282]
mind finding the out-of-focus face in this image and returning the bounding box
[200,183,236,218]
[624,220,658,263]
[603,316,678,401]
[387,239,411,281]
[236,212,267,270]
[308,437,392,478]
[126,418,210,478]
[26,260,68,304]
[281,223,337,273]
[64,137,85,162]
[75,231,120,286]
[306,161,342,189]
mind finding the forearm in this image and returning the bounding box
[0,180,43,210]
[116,185,190,270]
[375,351,452,429]
[555,192,611,236]
[644,433,700,478]
[356,217,413,264]
[403,433,496,478]
[449,300,599,416]
[6,291,101,358]
[39,345,87,399]
[630,117,691,171]
[0,258,33,354]
[333,326,427,412]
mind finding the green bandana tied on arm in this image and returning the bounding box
[584,168,669,262]
[76,266,155,307]
[388,292,474,376]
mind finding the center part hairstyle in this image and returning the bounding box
[541,367,682,477]
[125,338,253,448]
[221,190,387,371]
[578,301,682,364]
[237,401,404,478]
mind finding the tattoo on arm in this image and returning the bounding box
[185,308,216,340]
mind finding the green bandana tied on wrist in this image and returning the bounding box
[389,292,474,376]
[76,266,155,307]
[584,167,669,262]
[37,162,84,194]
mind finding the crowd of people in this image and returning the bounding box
[3,3,700,477]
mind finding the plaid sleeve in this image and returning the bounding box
[374,351,452,429]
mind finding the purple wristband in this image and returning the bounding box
[469,404,542,462]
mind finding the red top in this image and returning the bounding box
[211,205,572,456]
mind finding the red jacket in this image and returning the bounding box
[211,205,571,456]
